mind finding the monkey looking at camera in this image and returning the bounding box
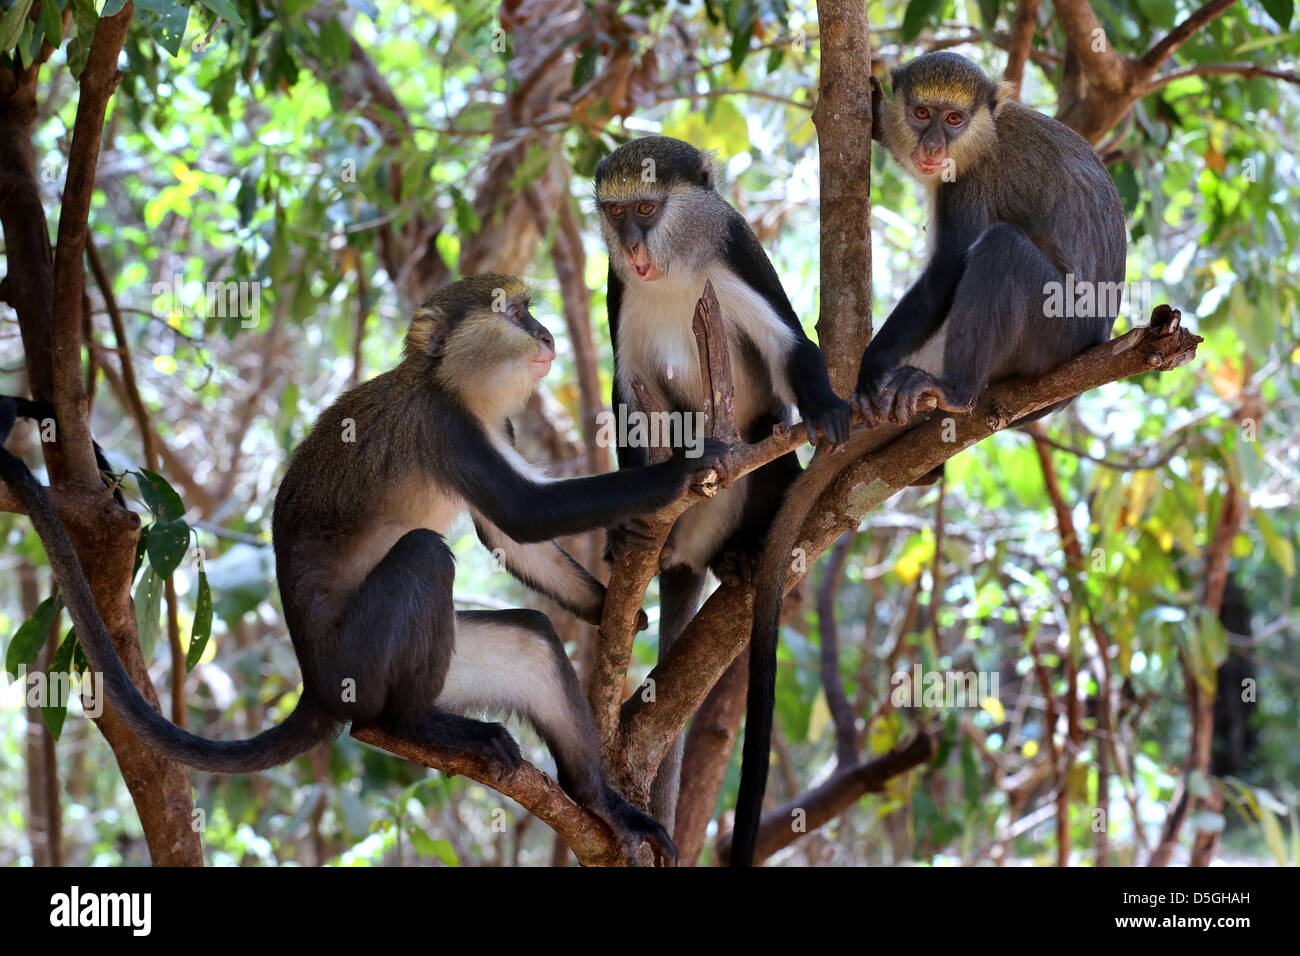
[853,51,1126,424]
[0,274,727,864]
[593,135,849,834]
[737,54,1128,866]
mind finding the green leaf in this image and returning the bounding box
[134,567,165,661]
[1255,511,1295,576]
[6,595,63,675]
[136,468,187,523]
[406,827,459,865]
[41,628,80,739]
[135,0,191,57]
[728,0,756,72]
[186,570,213,671]
[66,0,96,78]
[976,0,1000,32]
[901,0,945,43]
[1260,0,1294,29]
[0,0,35,55]
[199,0,246,28]
[41,0,62,47]
[571,42,597,88]
[146,518,191,577]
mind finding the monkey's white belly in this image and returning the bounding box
[905,326,947,376]
[617,267,798,570]
[615,266,798,424]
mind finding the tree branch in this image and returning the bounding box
[350,726,642,866]
[1139,0,1242,74]
[1003,0,1043,98]
[620,310,1201,775]
[715,731,938,864]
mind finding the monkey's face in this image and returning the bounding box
[594,137,724,285]
[893,98,974,177]
[882,54,999,182]
[428,287,556,418]
[599,195,668,280]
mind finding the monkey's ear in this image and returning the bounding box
[696,149,718,190]
[405,308,451,360]
[991,80,1015,113]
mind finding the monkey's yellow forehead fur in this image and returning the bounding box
[595,178,696,203]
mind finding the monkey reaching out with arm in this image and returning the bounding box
[853,52,1127,425]
[0,274,725,864]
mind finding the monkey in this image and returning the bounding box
[852,51,1126,426]
[0,274,729,865]
[593,136,850,833]
[733,53,1129,866]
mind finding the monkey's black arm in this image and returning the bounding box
[443,408,702,544]
[855,197,988,391]
[1,396,125,506]
[721,216,849,443]
[471,511,606,624]
[605,269,650,471]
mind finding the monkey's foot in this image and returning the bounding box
[853,366,971,427]
[395,713,524,773]
[713,534,762,588]
[604,517,661,565]
[714,550,759,588]
[597,789,679,867]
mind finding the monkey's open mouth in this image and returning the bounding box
[625,244,663,281]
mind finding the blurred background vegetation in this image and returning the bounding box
[1,0,1297,866]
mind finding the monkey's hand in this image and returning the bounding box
[676,437,729,493]
[852,366,971,427]
[799,394,851,450]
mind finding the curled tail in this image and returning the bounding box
[0,398,340,774]
[731,438,867,867]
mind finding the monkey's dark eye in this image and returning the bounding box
[945,112,963,126]
[636,201,655,217]
[914,106,930,121]
[609,204,625,219]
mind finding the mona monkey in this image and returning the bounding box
[0,275,727,864]
[593,136,849,830]
[853,51,1126,423]
[735,54,1129,866]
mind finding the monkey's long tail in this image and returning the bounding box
[731,434,869,867]
[0,402,341,774]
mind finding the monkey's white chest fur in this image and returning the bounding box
[616,266,797,571]
[615,266,797,420]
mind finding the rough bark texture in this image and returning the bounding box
[810,0,874,393]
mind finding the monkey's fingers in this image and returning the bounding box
[635,608,649,632]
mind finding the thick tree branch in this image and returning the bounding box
[620,310,1201,775]
[350,726,643,866]
[811,0,875,394]
[50,1,134,484]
